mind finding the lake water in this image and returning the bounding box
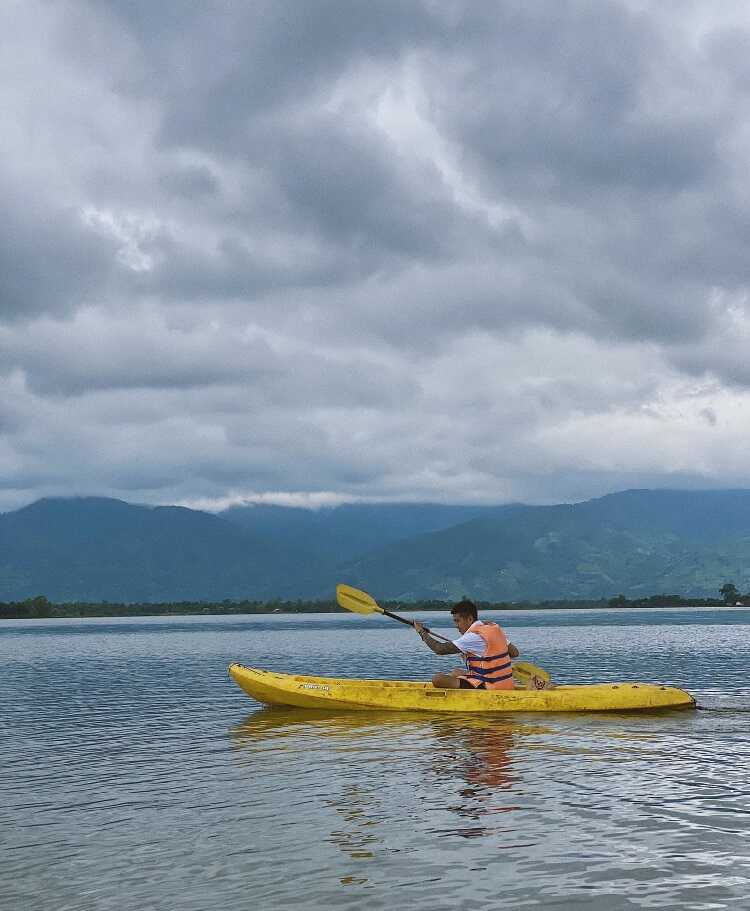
[2,608,750,910]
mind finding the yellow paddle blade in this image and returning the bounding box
[336,583,385,616]
[513,661,552,690]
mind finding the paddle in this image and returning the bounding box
[336,583,453,642]
[336,583,553,688]
[512,661,552,690]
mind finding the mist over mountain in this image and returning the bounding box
[1,490,749,603]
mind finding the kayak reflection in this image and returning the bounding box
[229,708,545,843]
[227,707,680,849]
[229,705,547,751]
[432,721,517,790]
[229,705,426,746]
[426,720,521,840]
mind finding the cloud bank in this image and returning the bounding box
[2,0,750,511]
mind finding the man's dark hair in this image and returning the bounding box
[451,598,478,621]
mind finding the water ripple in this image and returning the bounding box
[3,611,750,909]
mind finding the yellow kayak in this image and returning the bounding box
[228,664,696,713]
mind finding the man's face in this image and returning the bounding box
[452,613,473,635]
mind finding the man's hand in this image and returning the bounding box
[414,621,460,655]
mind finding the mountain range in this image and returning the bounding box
[1,489,749,603]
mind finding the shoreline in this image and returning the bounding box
[1,594,739,620]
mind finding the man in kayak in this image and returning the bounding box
[414,599,519,690]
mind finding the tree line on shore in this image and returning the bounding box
[1,588,744,619]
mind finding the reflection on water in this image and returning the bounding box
[230,708,671,848]
[231,709,526,844]
[230,709,527,859]
[430,721,517,840]
[226,699,750,908]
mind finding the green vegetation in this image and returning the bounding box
[5,492,750,603]
[0,595,335,619]
[720,582,741,603]
[606,593,727,608]
[1,590,739,620]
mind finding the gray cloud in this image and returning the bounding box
[3,0,750,512]
[141,1,441,145]
[157,164,220,201]
[0,198,119,321]
[424,2,721,196]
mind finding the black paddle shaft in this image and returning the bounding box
[382,608,452,643]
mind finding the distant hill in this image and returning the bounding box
[1,489,750,603]
[338,489,750,600]
[220,501,511,564]
[0,497,309,602]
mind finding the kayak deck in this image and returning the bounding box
[228,664,696,713]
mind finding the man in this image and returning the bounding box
[414,598,519,690]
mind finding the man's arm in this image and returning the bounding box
[414,621,461,656]
[509,642,519,658]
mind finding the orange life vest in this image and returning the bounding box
[459,621,514,690]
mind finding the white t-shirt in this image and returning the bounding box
[452,630,486,657]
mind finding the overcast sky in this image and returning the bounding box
[2,0,750,513]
